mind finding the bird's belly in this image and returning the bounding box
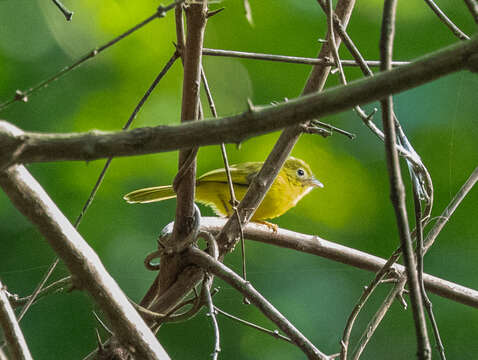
[195,182,296,221]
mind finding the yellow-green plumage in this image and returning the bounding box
[123,157,323,221]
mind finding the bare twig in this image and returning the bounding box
[203,276,220,360]
[339,247,402,359]
[16,258,59,322]
[243,0,254,25]
[424,166,478,251]
[0,0,183,111]
[413,183,446,360]
[200,68,247,280]
[0,347,7,360]
[196,217,478,308]
[200,231,221,359]
[0,280,33,360]
[9,276,72,308]
[51,0,73,21]
[322,0,374,126]
[1,36,478,167]
[424,0,470,40]
[464,0,478,24]
[186,247,328,360]
[380,1,430,358]
[202,48,408,67]
[351,276,407,360]
[0,166,170,360]
[214,306,292,344]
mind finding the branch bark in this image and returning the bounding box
[183,217,478,309]
[160,0,208,302]
[0,166,170,360]
[0,36,477,167]
[0,279,33,360]
[379,1,430,358]
[186,247,328,360]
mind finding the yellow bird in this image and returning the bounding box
[123,157,323,224]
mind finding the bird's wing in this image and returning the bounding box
[197,162,262,185]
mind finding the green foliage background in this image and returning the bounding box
[0,0,477,358]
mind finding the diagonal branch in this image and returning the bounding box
[0,166,170,360]
[2,36,477,167]
[186,247,328,360]
[0,279,33,360]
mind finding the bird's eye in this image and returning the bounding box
[297,168,305,177]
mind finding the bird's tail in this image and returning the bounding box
[123,185,176,203]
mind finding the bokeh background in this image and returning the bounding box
[0,0,477,358]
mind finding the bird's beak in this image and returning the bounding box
[309,177,324,188]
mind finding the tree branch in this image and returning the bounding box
[202,48,409,67]
[0,166,170,360]
[189,217,478,309]
[1,36,476,167]
[160,0,208,300]
[379,1,430,357]
[186,247,328,360]
[0,279,33,360]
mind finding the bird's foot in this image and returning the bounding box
[254,220,278,232]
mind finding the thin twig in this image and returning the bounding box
[11,275,72,309]
[413,182,447,360]
[424,0,470,40]
[0,0,183,111]
[340,248,402,359]
[0,347,7,360]
[16,258,59,322]
[214,306,293,344]
[203,276,220,360]
[243,0,254,25]
[92,311,114,337]
[200,68,247,281]
[51,0,73,21]
[380,1,431,358]
[323,0,374,128]
[200,231,221,359]
[186,247,328,360]
[202,48,409,67]
[424,166,478,251]
[0,280,33,360]
[351,276,407,360]
[464,0,478,24]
